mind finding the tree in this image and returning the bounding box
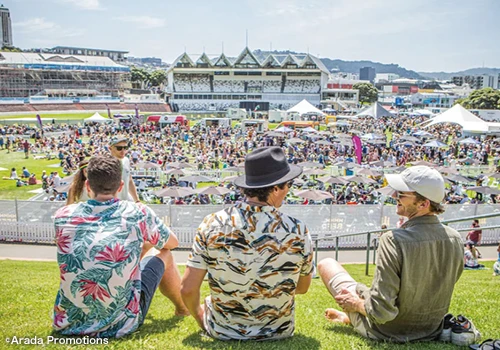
[130,67,150,89]
[1,46,22,52]
[353,82,378,104]
[149,70,167,87]
[455,87,500,110]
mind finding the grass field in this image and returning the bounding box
[0,149,64,200]
[0,260,498,349]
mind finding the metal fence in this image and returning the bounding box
[1,200,499,247]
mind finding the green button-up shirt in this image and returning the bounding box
[357,215,464,342]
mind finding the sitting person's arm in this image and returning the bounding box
[296,274,313,294]
[358,233,401,324]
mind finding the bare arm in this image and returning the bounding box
[162,232,179,250]
[295,274,312,294]
[180,266,207,330]
[129,174,140,202]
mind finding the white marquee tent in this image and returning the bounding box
[287,99,325,116]
[422,104,489,133]
[356,102,393,118]
[84,112,110,123]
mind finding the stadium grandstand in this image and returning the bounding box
[0,51,172,113]
[166,47,328,112]
[0,51,130,98]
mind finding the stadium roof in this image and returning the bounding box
[52,46,129,54]
[169,47,329,73]
[0,52,129,72]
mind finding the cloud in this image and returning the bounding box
[14,18,84,38]
[114,16,166,29]
[58,0,102,10]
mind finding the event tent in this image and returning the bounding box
[356,102,393,118]
[287,99,325,116]
[84,112,110,123]
[422,104,489,133]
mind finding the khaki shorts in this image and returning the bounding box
[327,272,377,340]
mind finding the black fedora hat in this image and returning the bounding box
[234,147,302,189]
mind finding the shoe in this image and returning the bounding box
[439,313,456,342]
[451,314,481,346]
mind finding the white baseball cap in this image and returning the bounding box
[385,166,445,203]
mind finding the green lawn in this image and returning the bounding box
[0,150,65,200]
[0,260,498,349]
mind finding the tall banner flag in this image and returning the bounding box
[135,104,139,120]
[352,134,362,165]
[106,103,111,118]
[36,114,43,134]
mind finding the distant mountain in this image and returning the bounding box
[419,68,500,80]
[252,49,427,80]
[253,50,500,81]
[320,58,427,80]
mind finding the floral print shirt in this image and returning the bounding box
[53,198,171,338]
[187,202,314,340]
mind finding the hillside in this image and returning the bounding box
[253,49,427,80]
[419,68,500,80]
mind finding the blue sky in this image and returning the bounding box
[6,0,500,72]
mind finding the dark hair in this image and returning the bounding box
[242,182,287,202]
[87,156,122,195]
[414,192,445,214]
[473,219,479,225]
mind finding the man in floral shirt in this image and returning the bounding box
[53,155,188,338]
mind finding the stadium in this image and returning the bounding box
[166,47,329,112]
[0,51,171,114]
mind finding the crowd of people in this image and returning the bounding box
[1,112,500,207]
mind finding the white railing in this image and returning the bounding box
[1,201,500,248]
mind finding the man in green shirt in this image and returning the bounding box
[318,166,464,342]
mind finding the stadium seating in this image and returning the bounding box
[0,104,35,112]
[284,79,321,93]
[213,80,244,93]
[263,80,282,93]
[174,75,211,92]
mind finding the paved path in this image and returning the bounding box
[1,243,498,264]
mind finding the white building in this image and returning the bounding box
[166,47,329,112]
[0,4,13,47]
[375,73,399,83]
[409,92,461,108]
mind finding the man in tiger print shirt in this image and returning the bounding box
[181,147,314,340]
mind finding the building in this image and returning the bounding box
[0,4,13,48]
[166,47,329,112]
[51,46,128,63]
[359,67,375,83]
[377,78,419,96]
[452,74,499,90]
[321,74,362,110]
[375,73,399,83]
[0,51,130,97]
[409,92,461,108]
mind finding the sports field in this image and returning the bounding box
[0,260,498,349]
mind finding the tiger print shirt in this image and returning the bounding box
[187,201,314,340]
